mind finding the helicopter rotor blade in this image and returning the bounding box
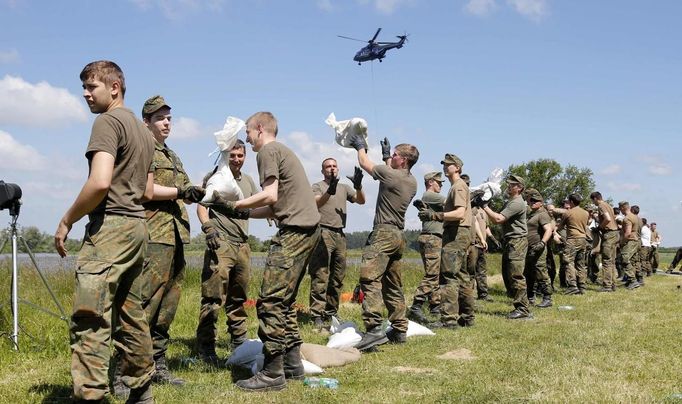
[337,35,367,42]
[370,27,382,43]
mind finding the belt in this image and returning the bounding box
[280,224,319,234]
[321,225,344,234]
[375,224,402,231]
[420,232,442,237]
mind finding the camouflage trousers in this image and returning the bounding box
[468,245,489,298]
[308,227,347,319]
[413,233,442,306]
[620,240,641,280]
[141,234,185,360]
[651,247,659,270]
[439,227,473,326]
[563,238,587,290]
[360,225,408,333]
[502,237,529,313]
[639,246,652,275]
[525,245,551,299]
[258,226,320,356]
[600,230,619,288]
[196,236,251,350]
[71,215,154,401]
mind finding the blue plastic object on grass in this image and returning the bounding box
[304,377,339,389]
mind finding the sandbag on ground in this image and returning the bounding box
[301,343,361,368]
[386,320,436,337]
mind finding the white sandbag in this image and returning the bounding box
[226,339,263,374]
[329,316,358,334]
[325,112,368,149]
[302,359,325,375]
[201,116,245,204]
[470,167,503,202]
[327,327,362,349]
[386,320,436,337]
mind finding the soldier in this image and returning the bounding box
[618,201,642,289]
[347,134,418,351]
[408,171,445,324]
[549,194,589,295]
[136,95,204,387]
[524,189,553,308]
[420,154,474,329]
[308,158,365,329]
[481,174,530,319]
[195,140,258,364]
[630,204,644,285]
[54,61,156,402]
[220,112,320,391]
[650,222,661,272]
[667,247,682,273]
[590,192,619,292]
[639,217,653,277]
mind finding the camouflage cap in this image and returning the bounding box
[506,174,525,187]
[525,188,543,202]
[142,95,171,117]
[424,171,443,183]
[440,153,463,168]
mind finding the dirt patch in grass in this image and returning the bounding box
[437,348,476,361]
[393,366,437,374]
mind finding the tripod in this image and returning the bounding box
[0,202,67,351]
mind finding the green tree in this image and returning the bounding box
[506,159,595,206]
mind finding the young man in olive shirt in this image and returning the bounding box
[549,193,590,295]
[524,189,553,307]
[590,191,619,292]
[348,135,418,351]
[54,61,156,402]
[619,201,641,289]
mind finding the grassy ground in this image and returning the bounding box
[1,254,681,403]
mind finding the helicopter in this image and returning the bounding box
[338,28,408,65]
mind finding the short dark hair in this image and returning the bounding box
[568,193,582,205]
[80,60,126,97]
[590,191,602,200]
[631,205,640,214]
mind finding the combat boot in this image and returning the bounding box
[151,356,185,386]
[428,320,459,330]
[563,287,581,295]
[506,309,532,320]
[111,362,130,401]
[236,351,286,392]
[197,345,221,367]
[537,296,552,308]
[283,344,305,380]
[407,301,429,325]
[356,326,388,352]
[125,381,153,404]
[385,328,407,344]
[428,304,441,316]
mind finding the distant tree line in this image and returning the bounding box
[0,226,81,254]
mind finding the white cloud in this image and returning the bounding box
[172,116,204,139]
[0,130,49,171]
[464,0,498,17]
[0,49,19,64]
[600,164,621,175]
[130,0,224,20]
[648,164,671,176]
[317,0,334,12]
[356,0,414,14]
[507,0,548,22]
[637,154,672,176]
[0,75,88,127]
[607,181,641,192]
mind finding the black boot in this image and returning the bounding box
[151,356,185,386]
[125,381,153,404]
[235,351,286,391]
[537,296,552,308]
[111,360,130,401]
[356,326,388,352]
[283,344,305,380]
[197,343,221,367]
[407,301,428,325]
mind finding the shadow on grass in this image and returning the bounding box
[28,383,80,404]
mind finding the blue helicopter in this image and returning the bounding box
[338,28,408,65]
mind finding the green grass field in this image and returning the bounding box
[1,253,681,403]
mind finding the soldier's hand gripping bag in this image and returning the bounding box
[202,117,245,204]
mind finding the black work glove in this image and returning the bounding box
[471,194,489,209]
[380,137,391,160]
[418,209,444,222]
[530,241,546,254]
[326,176,339,195]
[346,166,364,190]
[202,221,221,250]
[349,133,368,152]
[412,199,427,211]
[223,200,251,220]
[177,185,205,203]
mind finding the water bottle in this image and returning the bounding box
[557,305,575,311]
[304,377,339,389]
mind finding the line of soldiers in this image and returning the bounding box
[56,60,667,402]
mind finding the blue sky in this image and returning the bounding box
[1,0,681,247]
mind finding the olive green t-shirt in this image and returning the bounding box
[312,181,355,229]
[443,178,472,228]
[622,212,640,241]
[210,173,258,242]
[527,207,552,245]
[596,200,618,231]
[86,107,154,218]
[257,141,320,228]
[563,206,589,239]
[371,165,417,229]
[420,190,445,235]
[500,195,527,239]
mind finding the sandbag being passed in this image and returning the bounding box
[325,112,368,149]
[201,116,245,204]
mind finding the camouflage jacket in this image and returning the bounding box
[143,141,191,245]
